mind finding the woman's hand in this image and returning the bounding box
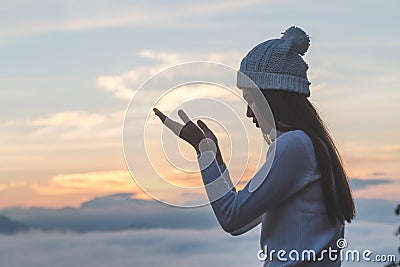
[197,120,223,165]
[153,108,205,154]
[153,108,223,164]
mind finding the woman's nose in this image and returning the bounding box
[246,105,254,118]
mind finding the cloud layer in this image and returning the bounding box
[0,220,398,267]
[0,192,399,266]
[1,191,399,233]
[0,193,218,232]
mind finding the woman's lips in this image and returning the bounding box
[252,119,259,127]
[249,116,259,128]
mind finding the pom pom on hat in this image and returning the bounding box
[237,25,312,97]
[281,26,310,56]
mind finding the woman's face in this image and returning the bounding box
[246,104,259,128]
[242,87,274,135]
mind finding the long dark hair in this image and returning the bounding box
[262,90,355,226]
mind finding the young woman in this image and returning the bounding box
[154,26,355,266]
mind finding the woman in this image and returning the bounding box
[153,26,355,266]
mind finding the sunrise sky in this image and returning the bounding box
[1,0,399,209]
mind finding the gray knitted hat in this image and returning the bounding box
[237,26,311,97]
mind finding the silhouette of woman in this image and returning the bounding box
[154,26,355,266]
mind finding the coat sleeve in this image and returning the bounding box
[219,162,261,236]
[197,132,315,234]
[229,215,262,236]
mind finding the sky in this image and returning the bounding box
[1,0,399,209]
[0,0,400,266]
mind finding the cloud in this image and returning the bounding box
[0,215,30,234]
[2,110,125,141]
[30,112,105,127]
[340,143,400,180]
[0,182,29,193]
[30,171,141,196]
[349,178,392,190]
[349,178,400,207]
[344,144,400,159]
[97,75,136,100]
[0,220,397,267]
[0,0,267,39]
[0,193,218,233]
[28,167,219,205]
[349,178,400,201]
[1,192,398,235]
[0,193,398,266]
[0,227,262,267]
[352,180,400,201]
[353,198,399,224]
[343,221,399,267]
[97,49,242,100]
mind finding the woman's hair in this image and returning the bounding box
[261,90,355,226]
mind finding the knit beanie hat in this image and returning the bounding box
[237,26,311,97]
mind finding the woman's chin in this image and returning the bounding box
[259,126,273,136]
